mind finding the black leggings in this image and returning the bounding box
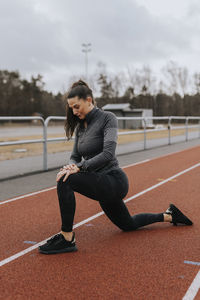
[57,168,164,232]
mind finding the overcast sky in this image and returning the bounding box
[0,0,200,94]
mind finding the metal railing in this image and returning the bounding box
[117,116,200,150]
[0,115,200,171]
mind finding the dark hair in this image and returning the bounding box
[64,80,96,139]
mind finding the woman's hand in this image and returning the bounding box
[56,164,80,182]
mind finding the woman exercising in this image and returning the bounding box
[39,80,193,254]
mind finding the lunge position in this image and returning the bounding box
[39,80,193,254]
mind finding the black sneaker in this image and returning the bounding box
[165,203,193,226]
[38,232,77,254]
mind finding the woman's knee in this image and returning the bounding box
[117,218,138,232]
[57,173,79,192]
[57,177,69,191]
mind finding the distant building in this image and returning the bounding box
[102,103,153,129]
[31,112,44,124]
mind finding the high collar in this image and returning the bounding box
[85,106,98,125]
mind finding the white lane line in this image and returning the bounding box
[0,160,149,206]
[182,270,200,300]
[122,145,200,170]
[1,144,199,206]
[0,211,104,267]
[0,161,199,268]
[123,159,150,169]
[0,186,56,205]
[124,162,200,204]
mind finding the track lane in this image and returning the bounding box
[0,146,200,299]
[0,146,199,261]
[0,166,200,299]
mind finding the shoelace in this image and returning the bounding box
[46,233,62,244]
[165,208,172,215]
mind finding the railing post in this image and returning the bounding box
[199,118,200,139]
[185,117,189,142]
[143,118,147,150]
[43,118,49,171]
[168,117,172,145]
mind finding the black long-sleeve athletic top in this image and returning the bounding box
[68,106,119,173]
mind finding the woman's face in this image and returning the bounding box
[67,96,94,120]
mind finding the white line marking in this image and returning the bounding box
[184,261,200,266]
[0,161,199,268]
[123,159,150,169]
[182,270,200,300]
[124,162,200,204]
[1,144,199,205]
[23,241,37,245]
[122,145,200,170]
[0,211,104,267]
[0,186,56,205]
[0,160,149,206]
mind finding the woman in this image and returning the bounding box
[39,80,193,254]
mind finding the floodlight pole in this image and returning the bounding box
[82,43,91,82]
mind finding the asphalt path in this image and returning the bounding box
[0,138,199,202]
[0,125,65,138]
[0,132,199,181]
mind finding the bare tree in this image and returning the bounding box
[109,73,125,98]
[193,72,200,94]
[140,66,156,95]
[162,61,179,95]
[162,61,189,96]
[127,65,156,95]
[177,67,188,96]
[126,66,142,95]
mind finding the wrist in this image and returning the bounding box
[76,162,83,171]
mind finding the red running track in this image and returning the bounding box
[0,146,200,300]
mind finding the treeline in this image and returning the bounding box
[96,92,200,117]
[0,70,64,118]
[96,73,200,116]
[0,61,200,117]
[95,61,200,116]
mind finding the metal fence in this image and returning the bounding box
[0,115,200,171]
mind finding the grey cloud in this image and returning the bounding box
[0,0,198,92]
[0,0,72,71]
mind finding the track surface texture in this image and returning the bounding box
[0,145,200,300]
